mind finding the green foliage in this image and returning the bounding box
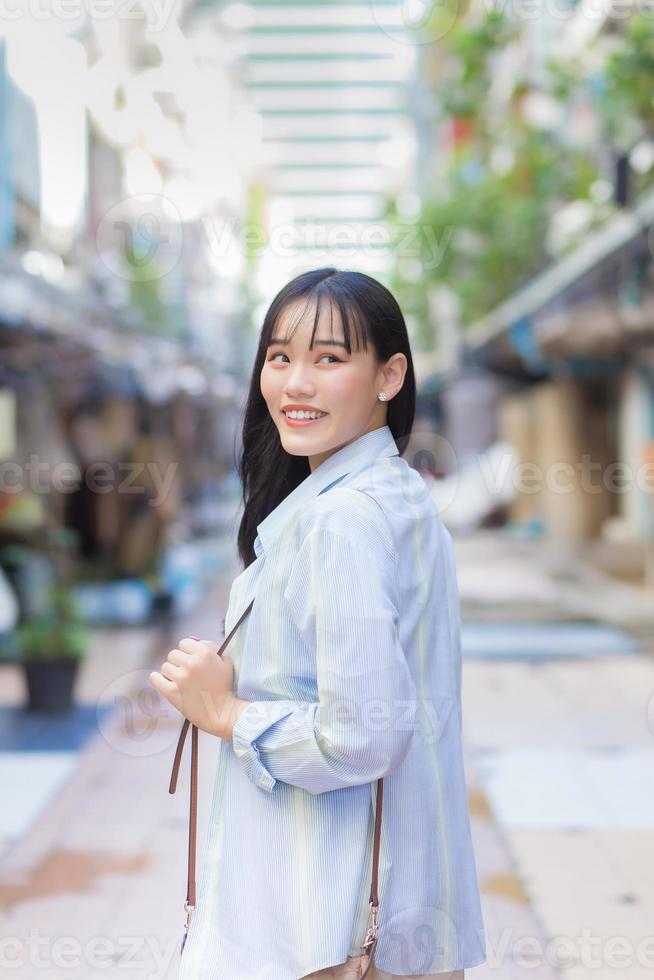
[393,111,599,325]
[412,0,466,49]
[245,183,267,273]
[600,14,654,138]
[14,585,88,663]
[545,56,581,103]
[125,236,185,339]
[391,7,654,335]
[547,14,654,143]
[440,10,518,125]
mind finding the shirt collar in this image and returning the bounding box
[254,424,400,557]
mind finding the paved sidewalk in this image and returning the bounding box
[455,529,654,980]
[454,528,654,642]
[0,573,232,979]
[0,621,164,861]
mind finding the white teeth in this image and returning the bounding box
[285,410,325,420]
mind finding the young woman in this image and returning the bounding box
[150,268,487,980]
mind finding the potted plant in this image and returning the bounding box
[14,585,88,713]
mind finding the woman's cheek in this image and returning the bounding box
[260,368,278,407]
[329,370,363,406]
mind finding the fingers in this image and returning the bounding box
[160,660,182,680]
[178,638,202,655]
[178,637,220,656]
[149,669,178,700]
[166,648,188,668]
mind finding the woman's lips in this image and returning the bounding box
[282,411,328,427]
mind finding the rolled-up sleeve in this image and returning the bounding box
[231,494,419,794]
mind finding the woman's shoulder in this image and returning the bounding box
[295,455,438,552]
[295,482,396,561]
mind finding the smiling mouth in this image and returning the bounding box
[282,410,328,425]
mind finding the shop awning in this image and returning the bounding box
[464,185,654,374]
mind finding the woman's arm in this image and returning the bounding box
[230,499,419,795]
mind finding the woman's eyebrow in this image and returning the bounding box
[268,336,348,349]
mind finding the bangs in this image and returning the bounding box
[269,284,370,355]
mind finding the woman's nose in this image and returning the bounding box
[285,364,315,393]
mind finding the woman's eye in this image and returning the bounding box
[267,353,340,364]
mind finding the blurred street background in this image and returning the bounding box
[1,0,654,978]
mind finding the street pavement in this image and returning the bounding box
[454,530,654,980]
[0,527,652,980]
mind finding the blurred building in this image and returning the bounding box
[185,0,422,305]
[0,41,41,251]
[0,11,265,625]
[408,1,654,587]
[466,187,654,586]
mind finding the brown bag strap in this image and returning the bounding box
[168,596,383,952]
[168,597,256,912]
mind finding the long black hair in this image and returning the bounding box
[236,267,416,568]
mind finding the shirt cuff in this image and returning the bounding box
[231,701,289,793]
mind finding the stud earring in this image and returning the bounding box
[378,392,389,401]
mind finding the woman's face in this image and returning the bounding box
[260,297,406,471]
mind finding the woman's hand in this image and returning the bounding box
[149,637,241,738]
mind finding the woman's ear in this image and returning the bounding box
[381,352,407,398]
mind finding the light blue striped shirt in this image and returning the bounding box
[178,425,487,980]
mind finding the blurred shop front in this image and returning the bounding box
[464,187,654,589]
[0,253,244,640]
